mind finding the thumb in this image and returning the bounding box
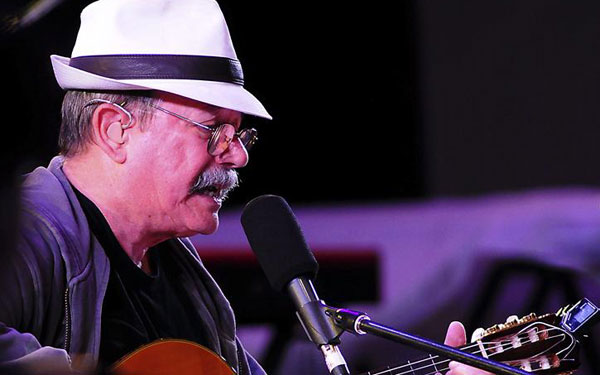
[444,321,467,348]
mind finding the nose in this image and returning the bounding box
[215,137,249,168]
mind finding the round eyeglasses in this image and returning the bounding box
[82,99,258,157]
[150,104,258,156]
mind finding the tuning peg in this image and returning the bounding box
[471,327,485,342]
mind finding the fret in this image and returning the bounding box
[476,339,489,358]
[408,359,416,375]
[429,354,439,374]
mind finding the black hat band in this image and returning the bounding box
[69,54,244,85]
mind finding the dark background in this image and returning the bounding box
[1,0,600,204]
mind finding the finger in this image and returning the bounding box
[444,321,467,347]
[447,361,494,375]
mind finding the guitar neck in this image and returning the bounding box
[361,346,479,375]
[359,312,582,375]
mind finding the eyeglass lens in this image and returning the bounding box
[209,125,235,156]
[208,125,258,156]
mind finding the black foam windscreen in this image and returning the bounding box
[241,195,318,292]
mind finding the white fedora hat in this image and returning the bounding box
[51,0,272,120]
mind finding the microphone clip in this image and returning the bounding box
[295,300,345,346]
[330,308,371,335]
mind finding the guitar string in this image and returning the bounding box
[386,331,567,375]
[367,327,561,375]
[409,327,564,373]
[367,329,566,375]
[372,331,566,375]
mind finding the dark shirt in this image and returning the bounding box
[72,188,212,367]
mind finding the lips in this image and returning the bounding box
[195,184,228,201]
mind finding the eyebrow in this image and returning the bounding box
[214,108,243,128]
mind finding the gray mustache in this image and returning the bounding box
[190,168,239,199]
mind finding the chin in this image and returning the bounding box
[187,214,220,236]
[178,197,221,236]
[198,222,219,235]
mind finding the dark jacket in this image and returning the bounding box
[0,156,264,375]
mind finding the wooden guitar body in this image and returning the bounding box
[112,339,236,375]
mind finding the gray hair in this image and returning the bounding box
[58,90,159,157]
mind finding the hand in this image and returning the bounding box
[443,321,493,375]
[0,346,75,374]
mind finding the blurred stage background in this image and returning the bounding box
[2,0,600,374]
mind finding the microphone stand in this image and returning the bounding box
[290,289,530,375]
[330,307,531,375]
[288,278,350,375]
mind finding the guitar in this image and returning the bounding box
[112,339,235,375]
[111,299,598,375]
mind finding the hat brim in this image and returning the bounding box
[51,55,272,120]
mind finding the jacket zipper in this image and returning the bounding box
[63,287,71,352]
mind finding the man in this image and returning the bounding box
[1,0,269,373]
[0,0,489,374]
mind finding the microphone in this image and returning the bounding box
[241,195,350,375]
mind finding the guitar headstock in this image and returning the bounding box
[472,298,599,375]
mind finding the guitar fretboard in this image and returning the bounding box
[362,346,479,375]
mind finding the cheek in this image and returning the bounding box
[132,151,197,212]
[156,152,215,212]
[151,141,208,189]
[134,130,214,209]
[153,167,197,211]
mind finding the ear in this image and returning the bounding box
[89,103,132,163]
